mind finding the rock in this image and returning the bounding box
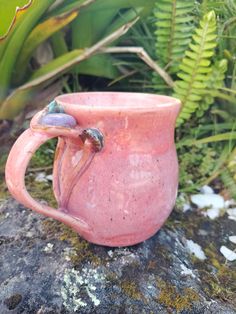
[203,208,221,220]
[0,199,235,314]
[35,172,48,183]
[229,236,236,244]
[220,246,236,262]
[186,240,206,260]
[200,185,214,194]
[191,194,225,209]
[227,208,236,217]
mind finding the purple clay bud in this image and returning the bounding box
[40,113,77,128]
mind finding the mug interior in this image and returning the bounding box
[55,92,181,111]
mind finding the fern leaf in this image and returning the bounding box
[201,0,226,15]
[174,11,217,126]
[220,169,236,200]
[196,59,228,117]
[219,148,236,200]
[227,148,236,182]
[153,0,195,74]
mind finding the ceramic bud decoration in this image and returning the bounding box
[5,93,181,247]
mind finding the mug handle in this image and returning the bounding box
[5,109,103,237]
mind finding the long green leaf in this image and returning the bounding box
[70,0,150,78]
[0,0,32,38]
[14,9,79,84]
[46,0,94,17]
[71,3,118,76]
[0,18,137,119]
[31,50,119,80]
[0,0,33,60]
[50,31,68,57]
[0,0,54,102]
[75,55,119,79]
[177,132,236,147]
[30,50,84,80]
[50,0,155,18]
[71,6,117,48]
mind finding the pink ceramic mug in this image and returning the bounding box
[6,92,181,247]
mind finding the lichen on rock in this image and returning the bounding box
[61,267,106,311]
[0,199,235,313]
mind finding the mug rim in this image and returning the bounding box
[55,92,181,112]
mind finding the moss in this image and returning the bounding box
[0,153,7,175]
[120,280,143,301]
[25,177,57,208]
[59,226,101,265]
[199,244,236,306]
[0,141,55,201]
[199,268,236,306]
[106,272,118,283]
[157,279,199,312]
[42,220,101,265]
[0,179,10,200]
[42,219,64,237]
[0,165,56,207]
[106,272,144,301]
[30,139,56,168]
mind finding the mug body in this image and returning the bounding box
[53,92,180,246]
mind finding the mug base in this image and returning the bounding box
[81,227,161,247]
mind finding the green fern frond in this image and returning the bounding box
[174,11,217,126]
[220,168,236,200]
[154,0,195,74]
[201,0,226,15]
[227,148,236,181]
[220,148,236,200]
[196,59,228,117]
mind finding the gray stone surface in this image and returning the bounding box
[0,199,235,313]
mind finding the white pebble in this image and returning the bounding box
[35,172,47,183]
[183,203,191,212]
[191,194,225,209]
[180,264,196,278]
[46,174,53,181]
[65,256,71,261]
[228,216,236,222]
[220,246,236,261]
[186,240,207,260]
[43,243,54,253]
[200,185,214,194]
[203,208,221,220]
[224,199,236,208]
[227,208,236,217]
[107,250,113,258]
[229,236,236,244]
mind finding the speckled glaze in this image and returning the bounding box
[6,92,181,247]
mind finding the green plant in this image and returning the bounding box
[149,1,236,196]
[215,146,236,199]
[178,145,218,191]
[196,59,228,118]
[174,11,220,125]
[153,0,195,74]
[0,0,155,119]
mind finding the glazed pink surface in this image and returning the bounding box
[6,92,181,246]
